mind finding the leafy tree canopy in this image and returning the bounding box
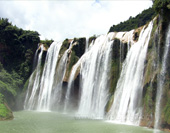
[153,0,170,13]
[108,7,156,32]
[0,18,40,82]
[40,39,54,48]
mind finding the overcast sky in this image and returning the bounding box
[0,0,153,41]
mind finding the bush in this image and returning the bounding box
[40,39,54,48]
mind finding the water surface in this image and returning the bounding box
[0,111,159,133]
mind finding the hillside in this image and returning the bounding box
[108,7,156,32]
[0,18,40,119]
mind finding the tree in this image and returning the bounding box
[108,7,156,32]
[153,0,170,13]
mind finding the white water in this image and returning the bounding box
[127,30,134,50]
[32,44,39,71]
[51,41,74,110]
[24,41,76,111]
[64,59,81,112]
[85,37,89,53]
[76,33,114,118]
[154,24,170,130]
[116,30,134,70]
[108,22,153,125]
[24,45,44,110]
[37,42,62,111]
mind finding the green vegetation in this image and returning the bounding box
[59,37,85,81]
[153,0,170,14]
[109,39,122,94]
[40,39,54,49]
[0,104,12,119]
[153,0,170,51]
[106,38,129,113]
[0,93,13,120]
[0,63,22,108]
[105,95,114,113]
[68,51,79,73]
[88,35,96,45]
[164,98,170,124]
[109,8,156,32]
[0,18,40,81]
[59,38,70,57]
[0,18,40,111]
[72,37,86,58]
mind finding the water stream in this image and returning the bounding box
[108,22,153,125]
[24,45,44,110]
[77,33,114,118]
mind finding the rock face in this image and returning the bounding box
[0,94,13,120]
[60,38,86,82]
[140,16,170,131]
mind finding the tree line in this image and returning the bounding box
[109,0,170,32]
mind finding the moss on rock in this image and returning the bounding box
[106,38,128,112]
[0,93,13,120]
[109,38,127,94]
[141,18,160,127]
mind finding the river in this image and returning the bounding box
[0,111,161,133]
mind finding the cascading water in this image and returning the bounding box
[85,37,89,53]
[24,45,44,110]
[32,44,39,71]
[64,59,81,112]
[75,33,114,118]
[154,24,170,130]
[22,18,170,132]
[24,40,75,111]
[50,41,74,110]
[108,22,153,125]
[119,30,134,70]
[37,42,62,111]
[127,30,134,50]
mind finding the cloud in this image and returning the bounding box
[0,0,153,41]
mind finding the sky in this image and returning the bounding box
[0,0,153,42]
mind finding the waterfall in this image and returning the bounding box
[50,41,73,110]
[37,42,62,111]
[119,30,134,70]
[154,24,170,130]
[64,59,81,112]
[24,40,75,111]
[24,45,44,110]
[127,30,134,50]
[85,37,89,53]
[32,44,39,71]
[76,33,114,118]
[108,22,153,125]
[119,41,123,70]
